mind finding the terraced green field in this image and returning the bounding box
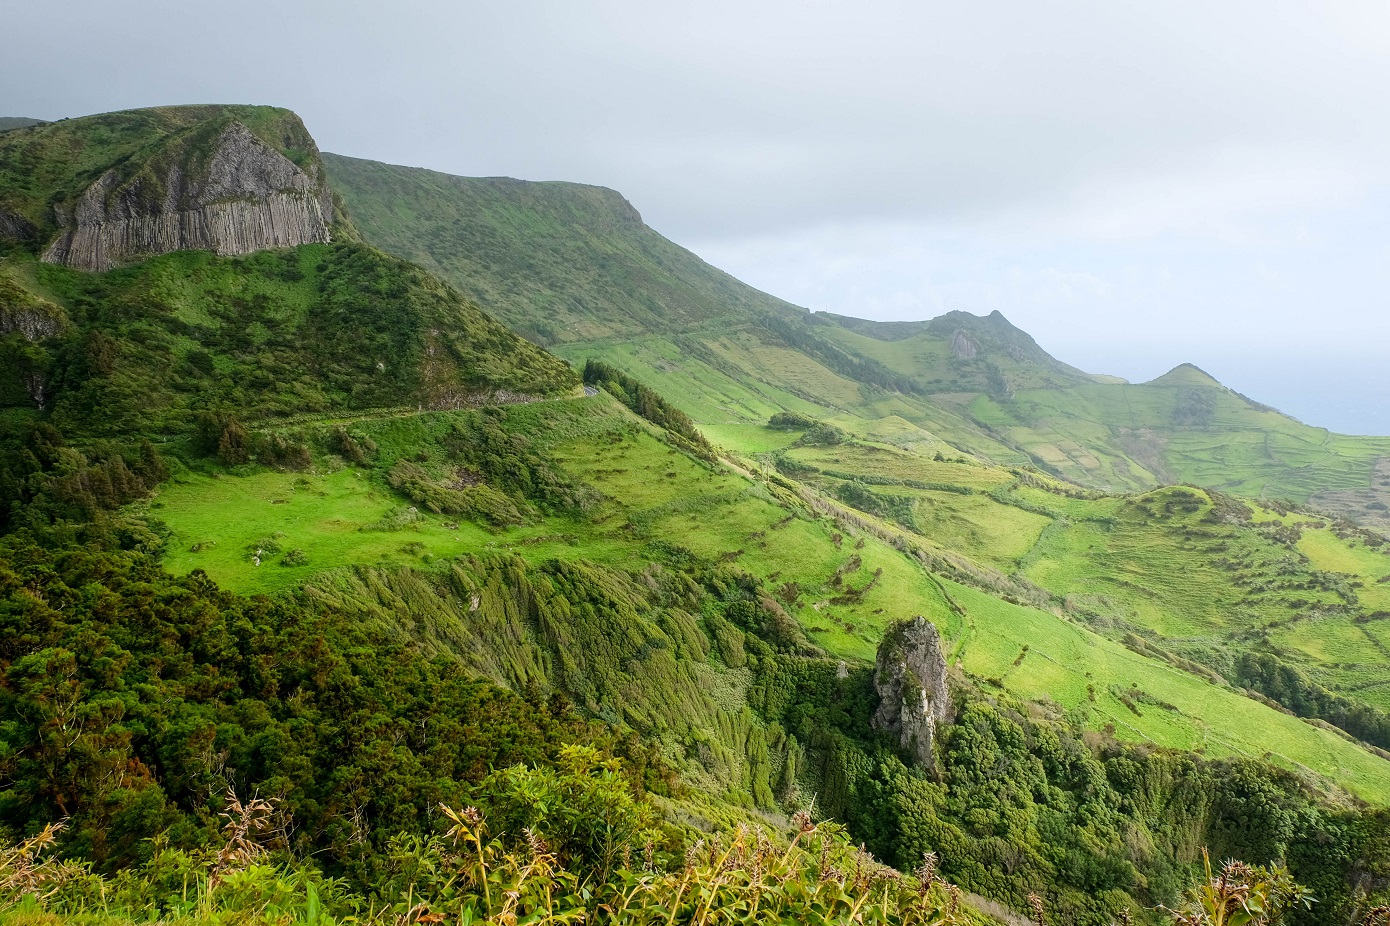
[147,396,1390,803]
[949,580,1390,803]
[764,424,1390,725]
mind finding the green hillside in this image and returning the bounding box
[142,397,1390,799]
[17,382,1384,919]
[4,106,1390,926]
[326,155,1390,525]
[0,244,575,444]
[810,313,1390,507]
[322,153,806,345]
[322,145,1390,785]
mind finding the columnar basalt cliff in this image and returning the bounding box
[872,616,950,768]
[41,121,333,271]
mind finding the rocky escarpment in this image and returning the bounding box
[872,616,951,768]
[42,121,334,272]
[0,209,37,241]
[0,275,67,341]
[949,330,978,359]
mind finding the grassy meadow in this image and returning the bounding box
[146,395,1390,804]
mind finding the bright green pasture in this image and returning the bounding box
[892,487,1050,570]
[947,580,1390,803]
[143,399,1390,801]
[554,334,1030,466]
[1298,527,1390,610]
[699,423,804,453]
[551,428,956,661]
[555,334,855,425]
[152,400,954,660]
[153,468,504,594]
[1021,487,1348,637]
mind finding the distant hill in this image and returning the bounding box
[328,155,1390,518]
[1145,362,1226,387]
[322,153,807,345]
[0,116,46,132]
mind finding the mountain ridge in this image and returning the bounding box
[326,152,1390,522]
[322,152,808,346]
[0,116,46,132]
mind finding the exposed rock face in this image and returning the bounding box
[42,122,333,271]
[0,306,65,341]
[0,209,37,240]
[872,616,950,768]
[950,330,978,359]
[0,275,68,342]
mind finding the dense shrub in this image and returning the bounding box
[582,360,715,460]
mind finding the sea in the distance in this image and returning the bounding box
[1205,355,1390,437]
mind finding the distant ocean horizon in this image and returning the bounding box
[1190,356,1390,438]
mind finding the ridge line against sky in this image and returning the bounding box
[5,0,1390,432]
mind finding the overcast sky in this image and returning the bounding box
[6,1,1390,431]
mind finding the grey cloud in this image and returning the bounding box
[9,1,1390,238]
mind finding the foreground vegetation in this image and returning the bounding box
[0,802,1341,926]
[4,399,1390,923]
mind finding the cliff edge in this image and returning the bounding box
[0,105,347,271]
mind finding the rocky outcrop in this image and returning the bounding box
[872,616,951,768]
[0,209,37,240]
[42,122,333,271]
[0,305,65,341]
[950,330,978,359]
[0,276,68,341]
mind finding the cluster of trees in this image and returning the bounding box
[194,412,313,468]
[804,693,1390,926]
[386,460,526,527]
[439,406,597,514]
[1172,387,1217,427]
[766,411,818,430]
[1236,651,1390,752]
[834,481,919,533]
[0,421,167,535]
[581,360,715,459]
[0,537,665,883]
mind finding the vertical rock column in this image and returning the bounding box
[872,616,951,769]
[41,121,333,272]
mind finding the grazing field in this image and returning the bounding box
[947,580,1390,804]
[145,396,1390,801]
[155,467,499,593]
